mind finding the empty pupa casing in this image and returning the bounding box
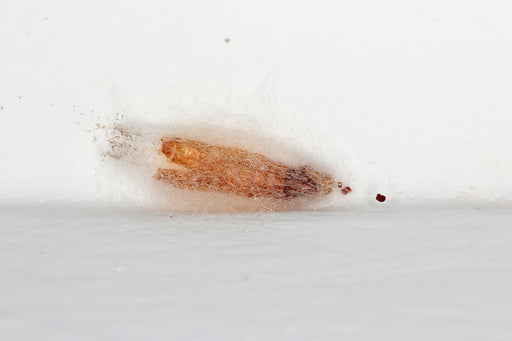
[154,137,335,199]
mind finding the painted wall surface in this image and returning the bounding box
[1,0,511,209]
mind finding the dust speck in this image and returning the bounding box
[224,37,231,44]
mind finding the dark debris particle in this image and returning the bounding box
[224,37,231,43]
[341,186,352,195]
[376,193,386,202]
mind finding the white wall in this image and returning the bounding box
[1,0,511,209]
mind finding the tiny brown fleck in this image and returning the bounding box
[224,37,231,43]
[376,193,386,202]
[341,186,352,195]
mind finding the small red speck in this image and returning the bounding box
[376,193,386,202]
[341,186,352,195]
[337,182,343,188]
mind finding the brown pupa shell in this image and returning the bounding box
[154,137,335,199]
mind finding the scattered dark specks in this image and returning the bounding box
[341,186,352,195]
[376,193,386,202]
[338,181,351,195]
[18,96,23,99]
[224,37,231,44]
